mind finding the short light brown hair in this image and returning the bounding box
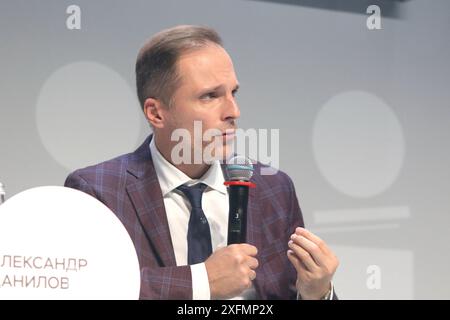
[135,25,223,110]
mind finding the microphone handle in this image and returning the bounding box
[227,184,249,245]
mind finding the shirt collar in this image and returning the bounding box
[149,137,227,197]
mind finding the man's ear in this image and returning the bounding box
[143,98,165,129]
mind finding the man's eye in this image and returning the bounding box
[232,89,238,97]
[201,92,217,100]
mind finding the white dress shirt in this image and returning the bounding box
[149,138,256,299]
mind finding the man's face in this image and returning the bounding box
[162,44,240,163]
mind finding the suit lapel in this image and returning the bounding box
[126,135,177,267]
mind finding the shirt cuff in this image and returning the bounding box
[191,263,211,300]
[296,281,334,300]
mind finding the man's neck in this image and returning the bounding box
[154,134,210,179]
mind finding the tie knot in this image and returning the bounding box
[177,183,207,209]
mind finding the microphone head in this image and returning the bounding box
[226,156,254,181]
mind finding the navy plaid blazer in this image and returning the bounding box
[65,135,304,299]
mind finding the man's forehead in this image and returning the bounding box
[177,45,237,89]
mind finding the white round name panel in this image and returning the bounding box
[0,186,140,299]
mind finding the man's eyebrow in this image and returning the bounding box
[199,84,240,93]
[201,85,221,92]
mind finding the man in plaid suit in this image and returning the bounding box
[65,25,339,300]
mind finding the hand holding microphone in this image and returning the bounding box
[204,156,259,299]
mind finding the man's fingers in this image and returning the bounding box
[287,250,302,273]
[287,250,309,275]
[290,234,327,267]
[245,256,259,270]
[249,269,257,281]
[288,240,318,272]
[295,227,330,254]
[240,244,258,256]
[229,243,258,256]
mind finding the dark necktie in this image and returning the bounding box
[176,183,212,264]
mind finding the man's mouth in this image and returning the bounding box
[222,129,236,140]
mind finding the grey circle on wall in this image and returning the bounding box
[36,61,142,171]
[312,91,405,198]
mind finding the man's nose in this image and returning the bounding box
[223,94,240,121]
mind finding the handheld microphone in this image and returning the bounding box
[225,156,256,245]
